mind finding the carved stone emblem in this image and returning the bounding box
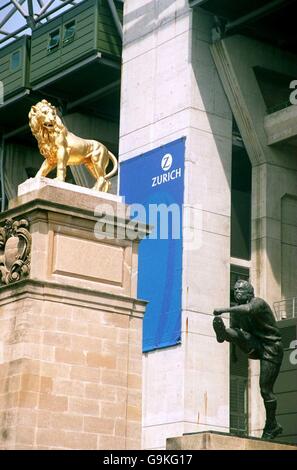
[0,218,31,285]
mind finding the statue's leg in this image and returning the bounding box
[93,174,106,192]
[84,160,97,180]
[35,160,55,178]
[213,317,228,343]
[213,317,255,354]
[85,160,108,192]
[89,154,107,191]
[56,147,68,181]
[260,359,283,439]
[35,160,48,177]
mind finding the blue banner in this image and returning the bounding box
[120,138,185,352]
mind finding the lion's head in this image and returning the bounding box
[28,99,60,136]
[29,100,64,161]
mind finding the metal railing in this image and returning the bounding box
[274,298,297,321]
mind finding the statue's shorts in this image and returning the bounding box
[234,328,284,365]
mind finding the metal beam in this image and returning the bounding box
[37,0,77,21]
[0,24,28,44]
[0,2,11,11]
[67,79,121,111]
[32,53,102,91]
[37,0,56,17]
[106,0,123,40]
[0,0,26,29]
[0,89,30,108]
[2,124,29,141]
[0,29,17,37]
[26,0,36,29]
[36,0,52,21]
[27,0,34,17]
[99,56,121,70]
[10,0,27,18]
[225,0,290,32]
[0,0,79,44]
[189,0,209,7]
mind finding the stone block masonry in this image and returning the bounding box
[0,182,147,449]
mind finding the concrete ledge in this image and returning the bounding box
[0,278,147,318]
[18,177,123,203]
[166,432,297,450]
[264,105,297,146]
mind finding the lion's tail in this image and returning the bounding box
[105,151,118,180]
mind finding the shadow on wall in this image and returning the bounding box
[123,0,188,44]
[190,8,232,194]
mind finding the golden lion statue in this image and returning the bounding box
[28,99,118,192]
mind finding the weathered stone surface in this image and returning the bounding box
[5,182,148,298]
[0,182,146,450]
[166,432,297,450]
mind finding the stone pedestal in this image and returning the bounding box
[167,432,297,450]
[0,178,147,450]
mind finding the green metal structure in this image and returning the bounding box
[0,35,30,100]
[0,0,123,210]
[30,0,122,86]
[0,1,122,127]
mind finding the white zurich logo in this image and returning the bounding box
[161,153,173,172]
[152,153,181,188]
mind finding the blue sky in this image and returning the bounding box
[0,0,83,45]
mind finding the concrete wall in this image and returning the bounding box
[120,1,232,449]
[276,319,297,445]
[211,34,297,436]
[120,5,297,445]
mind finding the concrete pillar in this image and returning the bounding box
[120,1,232,449]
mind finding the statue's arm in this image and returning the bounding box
[213,304,251,316]
[213,298,262,317]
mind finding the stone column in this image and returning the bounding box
[250,159,297,436]
[120,1,232,449]
[0,179,147,450]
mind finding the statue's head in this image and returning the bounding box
[234,279,254,304]
[29,99,58,134]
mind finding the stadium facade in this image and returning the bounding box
[0,0,296,449]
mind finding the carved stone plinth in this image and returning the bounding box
[166,432,297,450]
[0,179,148,450]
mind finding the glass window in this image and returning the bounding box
[10,50,21,71]
[231,119,252,261]
[47,29,60,53]
[63,21,75,45]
